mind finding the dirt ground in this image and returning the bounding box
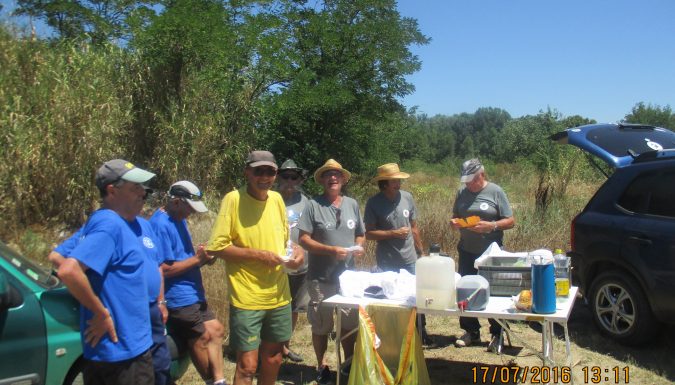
[179,299,675,385]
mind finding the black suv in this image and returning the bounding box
[552,123,675,345]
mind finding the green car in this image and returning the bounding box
[0,242,190,385]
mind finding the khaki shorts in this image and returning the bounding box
[307,279,358,335]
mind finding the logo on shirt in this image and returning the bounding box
[142,236,155,249]
[347,219,356,229]
[479,203,489,211]
[403,209,410,218]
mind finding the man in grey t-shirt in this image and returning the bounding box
[364,163,433,344]
[451,158,515,353]
[364,163,423,271]
[276,159,310,363]
[298,159,365,384]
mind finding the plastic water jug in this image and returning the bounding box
[416,244,456,310]
[529,249,556,314]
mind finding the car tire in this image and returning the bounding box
[62,358,85,385]
[588,270,661,345]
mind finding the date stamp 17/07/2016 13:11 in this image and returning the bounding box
[470,365,630,384]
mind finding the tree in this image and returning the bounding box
[496,109,594,213]
[624,102,675,130]
[129,0,290,191]
[15,0,159,43]
[262,0,429,174]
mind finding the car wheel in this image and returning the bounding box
[589,270,661,345]
[63,358,85,385]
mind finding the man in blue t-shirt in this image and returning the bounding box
[52,216,173,385]
[54,159,157,385]
[150,181,226,385]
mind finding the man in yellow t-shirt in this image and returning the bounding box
[207,150,304,385]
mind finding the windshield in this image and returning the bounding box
[0,242,59,289]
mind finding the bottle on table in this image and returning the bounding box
[416,243,456,310]
[553,248,570,297]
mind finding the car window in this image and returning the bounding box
[618,173,653,213]
[646,170,675,218]
[0,243,59,288]
[618,169,675,218]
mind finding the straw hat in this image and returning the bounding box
[313,159,352,184]
[371,163,410,182]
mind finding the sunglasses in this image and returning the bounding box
[279,173,301,181]
[335,208,341,228]
[252,167,277,177]
[169,187,202,200]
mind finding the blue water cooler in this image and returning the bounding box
[531,262,556,314]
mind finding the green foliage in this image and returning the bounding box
[401,107,511,164]
[623,102,675,130]
[0,34,144,232]
[1,0,429,234]
[261,0,429,175]
[494,109,595,212]
[1,3,671,243]
[130,0,267,191]
[15,0,160,44]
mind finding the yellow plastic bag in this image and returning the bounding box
[347,304,430,385]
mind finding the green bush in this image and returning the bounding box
[0,34,144,234]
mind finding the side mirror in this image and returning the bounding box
[0,272,23,310]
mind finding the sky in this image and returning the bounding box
[395,0,675,122]
[2,0,674,123]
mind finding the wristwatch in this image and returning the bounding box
[158,300,168,305]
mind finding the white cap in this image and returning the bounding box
[168,181,208,213]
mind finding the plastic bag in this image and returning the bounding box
[347,304,430,385]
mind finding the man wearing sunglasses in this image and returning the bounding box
[207,151,303,385]
[149,181,226,385]
[52,159,158,385]
[275,159,310,363]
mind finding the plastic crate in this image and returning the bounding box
[477,256,531,296]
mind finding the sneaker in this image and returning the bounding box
[283,349,304,363]
[454,331,480,348]
[316,365,332,385]
[487,334,504,354]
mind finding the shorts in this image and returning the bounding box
[229,304,292,352]
[288,273,310,312]
[167,302,216,342]
[307,279,358,335]
[84,349,154,385]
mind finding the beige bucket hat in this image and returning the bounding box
[371,163,410,182]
